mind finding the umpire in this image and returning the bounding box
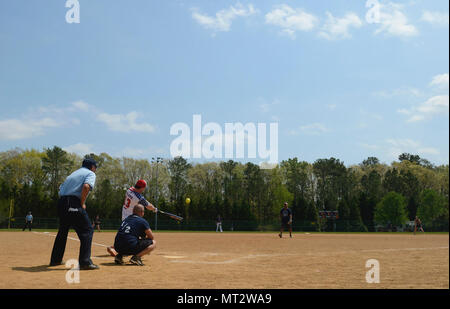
[49,158,99,270]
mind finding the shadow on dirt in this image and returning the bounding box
[12,265,66,272]
[100,262,141,267]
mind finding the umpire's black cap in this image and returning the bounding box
[82,158,97,169]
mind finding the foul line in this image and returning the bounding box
[33,231,109,248]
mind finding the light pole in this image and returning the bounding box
[152,157,163,231]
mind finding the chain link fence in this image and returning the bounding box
[1,217,447,232]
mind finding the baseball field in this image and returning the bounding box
[0,230,448,289]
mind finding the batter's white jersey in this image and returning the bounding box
[122,187,149,221]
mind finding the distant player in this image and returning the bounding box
[93,215,101,232]
[216,215,223,233]
[414,216,424,235]
[279,202,292,238]
[22,212,33,231]
[113,205,156,266]
[107,179,157,257]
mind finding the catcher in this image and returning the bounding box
[113,204,156,266]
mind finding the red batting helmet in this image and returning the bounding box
[135,179,147,189]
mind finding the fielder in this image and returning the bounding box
[279,202,293,238]
[414,216,425,235]
[113,204,156,266]
[216,215,223,233]
[22,212,33,231]
[107,179,157,257]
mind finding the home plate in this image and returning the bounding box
[164,256,186,259]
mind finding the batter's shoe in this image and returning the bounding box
[115,254,124,265]
[49,261,64,266]
[130,255,144,266]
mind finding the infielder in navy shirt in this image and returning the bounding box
[113,204,156,266]
[279,202,293,238]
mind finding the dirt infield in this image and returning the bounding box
[0,231,448,289]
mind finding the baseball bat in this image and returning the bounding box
[158,210,183,222]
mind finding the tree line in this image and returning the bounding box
[0,147,448,231]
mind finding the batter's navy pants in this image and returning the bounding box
[50,196,94,266]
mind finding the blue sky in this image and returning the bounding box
[0,0,448,166]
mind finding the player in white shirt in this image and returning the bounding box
[122,179,157,220]
[107,179,157,257]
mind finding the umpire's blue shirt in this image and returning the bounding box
[59,167,96,198]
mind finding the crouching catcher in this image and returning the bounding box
[113,204,156,266]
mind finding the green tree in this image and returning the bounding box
[362,157,380,167]
[243,162,265,222]
[416,189,446,226]
[280,158,313,221]
[41,146,72,203]
[398,153,421,165]
[360,170,382,228]
[168,157,192,217]
[374,192,409,226]
[313,157,347,211]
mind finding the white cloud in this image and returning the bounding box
[373,87,422,98]
[0,100,94,141]
[371,2,418,37]
[327,104,337,111]
[265,5,318,39]
[386,138,440,159]
[70,101,91,112]
[290,122,329,135]
[394,74,449,122]
[415,95,449,114]
[387,138,420,148]
[0,118,60,140]
[421,11,449,26]
[397,108,411,115]
[120,147,148,157]
[116,147,166,158]
[191,3,256,33]
[418,147,440,155]
[430,73,449,90]
[407,114,425,122]
[319,12,363,40]
[97,111,156,133]
[63,143,94,156]
[360,143,379,150]
[402,95,449,122]
[259,98,280,113]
